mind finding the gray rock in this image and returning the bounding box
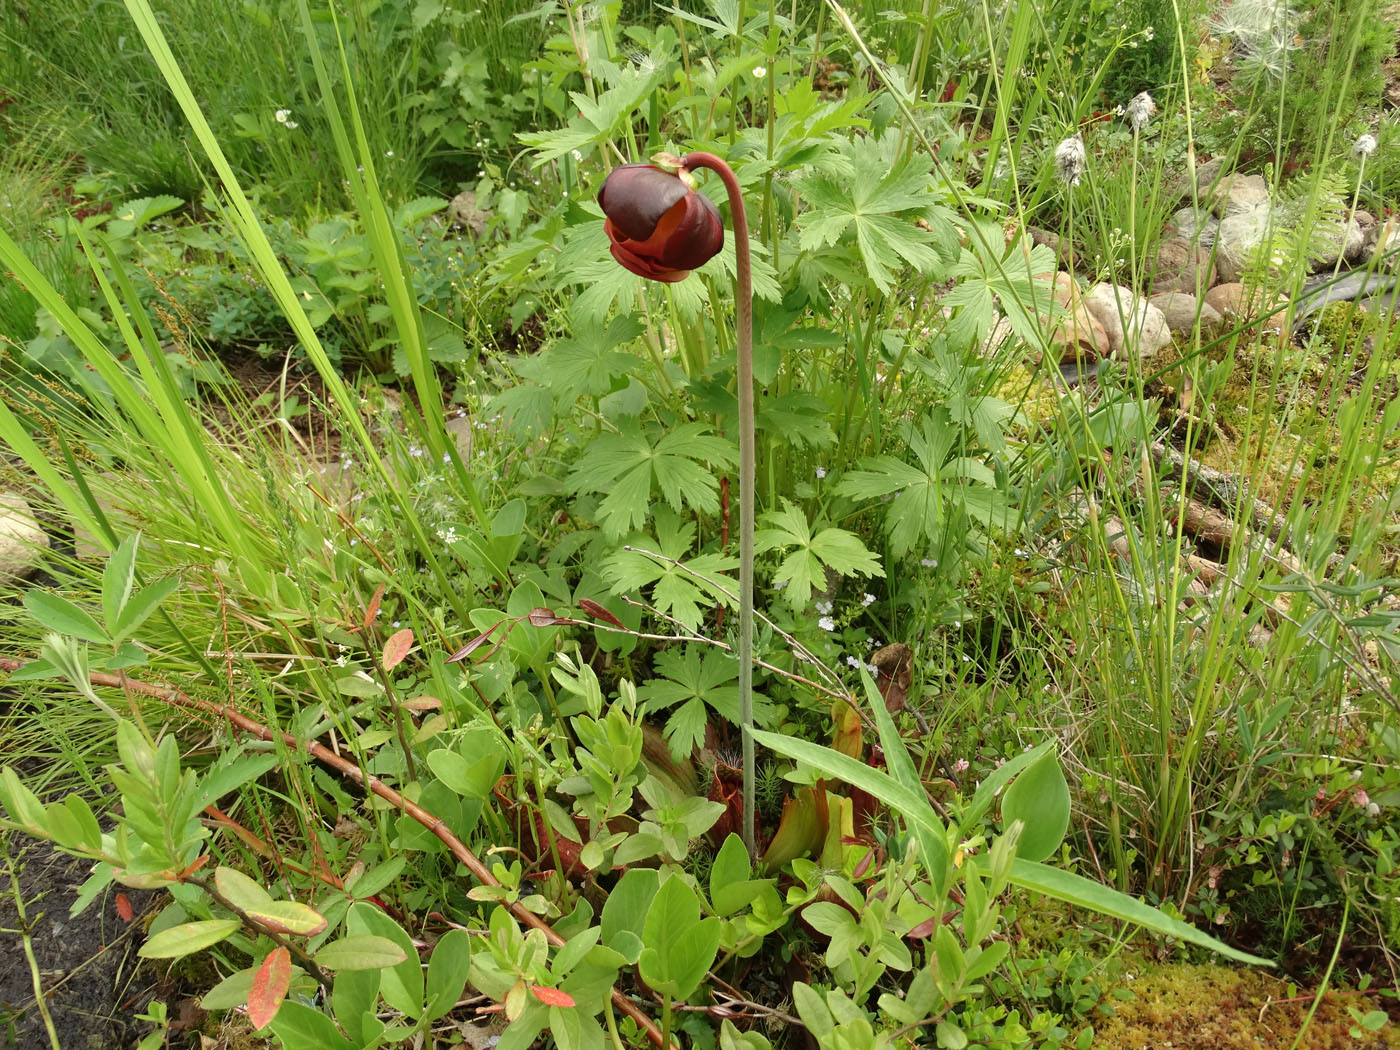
[1028,226,1077,270]
[1216,203,1274,283]
[1150,292,1223,332]
[1166,206,1219,248]
[447,190,490,238]
[1204,282,1289,338]
[1307,215,1366,272]
[0,492,48,586]
[1165,156,1226,204]
[1149,238,1217,294]
[1083,283,1172,360]
[1210,173,1270,217]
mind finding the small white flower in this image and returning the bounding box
[284,120,298,129]
[275,108,292,123]
[1055,134,1087,186]
[818,615,836,631]
[921,557,938,568]
[752,65,767,78]
[815,600,833,614]
[385,149,394,158]
[1125,91,1156,131]
[861,593,876,606]
[815,466,827,479]
[1354,133,1378,158]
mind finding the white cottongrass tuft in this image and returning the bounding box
[1353,133,1378,158]
[1055,134,1087,187]
[1210,0,1301,81]
[1125,91,1156,131]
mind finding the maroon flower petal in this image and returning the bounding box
[658,194,724,271]
[597,164,689,241]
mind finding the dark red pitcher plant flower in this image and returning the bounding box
[598,163,724,282]
[598,152,759,857]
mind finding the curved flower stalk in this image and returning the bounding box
[598,152,759,856]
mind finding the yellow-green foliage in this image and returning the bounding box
[1088,964,1400,1049]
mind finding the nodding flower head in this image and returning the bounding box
[1354,133,1378,159]
[1055,134,1087,187]
[597,162,724,283]
[1125,91,1156,131]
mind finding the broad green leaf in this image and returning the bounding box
[112,574,180,642]
[347,901,423,1017]
[638,875,721,1000]
[343,856,407,901]
[600,868,658,963]
[193,752,280,809]
[267,1000,355,1050]
[1000,751,1070,863]
[139,919,242,959]
[201,967,254,1010]
[424,928,473,1020]
[22,590,109,644]
[750,728,948,861]
[214,866,274,912]
[101,534,140,633]
[245,900,328,937]
[314,935,408,971]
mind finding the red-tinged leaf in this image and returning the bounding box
[446,622,506,664]
[527,607,563,627]
[381,628,414,672]
[248,947,291,1030]
[115,893,134,922]
[400,695,442,711]
[831,699,863,759]
[363,585,386,633]
[578,598,625,628]
[530,985,575,1008]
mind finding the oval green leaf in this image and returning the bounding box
[1000,751,1070,864]
[315,935,409,971]
[139,918,242,959]
[246,900,328,937]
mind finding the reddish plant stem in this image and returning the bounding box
[681,150,757,858]
[0,658,670,1049]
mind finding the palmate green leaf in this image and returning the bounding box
[518,63,666,165]
[797,142,952,293]
[755,499,883,607]
[756,392,835,449]
[517,313,646,407]
[569,422,736,537]
[833,410,1008,556]
[637,645,776,756]
[603,510,739,631]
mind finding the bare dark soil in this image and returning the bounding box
[0,838,153,1050]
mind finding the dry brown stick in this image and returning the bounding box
[0,658,670,1049]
